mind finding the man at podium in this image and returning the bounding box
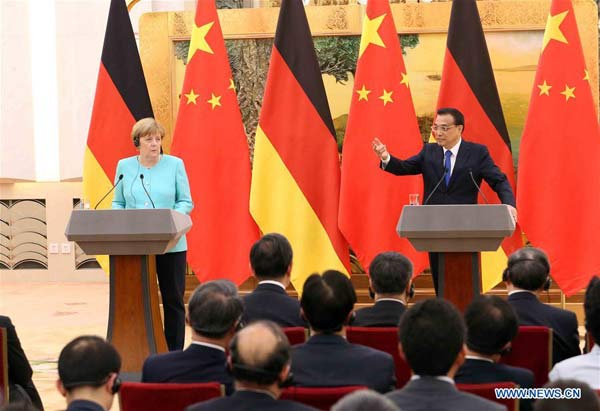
[371,107,516,294]
[112,118,193,351]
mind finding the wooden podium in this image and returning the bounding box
[65,209,192,373]
[397,205,515,311]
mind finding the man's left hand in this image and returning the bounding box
[508,205,518,224]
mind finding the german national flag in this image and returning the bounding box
[518,0,600,295]
[250,0,350,292]
[83,0,153,270]
[437,0,521,291]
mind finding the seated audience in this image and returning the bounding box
[56,336,121,411]
[291,270,396,393]
[534,379,600,411]
[243,233,305,327]
[186,321,317,411]
[142,280,242,394]
[352,252,413,327]
[0,316,43,410]
[549,276,600,388]
[504,247,580,365]
[456,295,534,411]
[331,389,400,411]
[386,299,505,411]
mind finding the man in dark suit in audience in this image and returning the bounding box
[291,270,396,393]
[242,233,305,327]
[504,247,580,365]
[186,321,317,411]
[352,252,413,327]
[455,295,534,411]
[56,336,121,411]
[142,280,242,394]
[0,315,43,410]
[386,299,505,411]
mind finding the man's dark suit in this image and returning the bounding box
[351,300,406,327]
[383,141,515,206]
[141,343,233,395]
[383,140,515,293]
[242,282,305,327]
[507,292,580,365]
[455,358,534,411]
[386,377,506,411]
[186,390,318,411]
[66,399,105,411]
[290,334,396,393]
[0,315,43,410]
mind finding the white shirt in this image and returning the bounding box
[376,298,407,306]
[191,341,226,352]
[442,139,462,176]
[465,355,494,363]
[258,280,286,290]
[549,344,600,389]
[411,375,455,385]
[507,289,537,296]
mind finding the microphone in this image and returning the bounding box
[93,174,123,210]
[468,168,489,204]
[423,168,448,205]
[139,174,156,208]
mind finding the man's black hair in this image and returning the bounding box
[250,233,293,280]
[399,299,465,376]
[465,295,518,355]
[58,336,121,391]
[188,280,244,339]
[506,247,550,291]
[584,276,600,344]
[437,107,465,128]
[369,252,412,295]
[301,270,357,333]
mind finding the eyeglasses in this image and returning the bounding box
[431,124,456,133]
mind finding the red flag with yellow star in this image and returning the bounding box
[518,0,600,295]
[436,0,522,292]
[170,0,259,285]
[250,0,350,292]
[339,0,427,275]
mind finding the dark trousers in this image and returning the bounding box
[156,251,187,351]
[429,252,439,296]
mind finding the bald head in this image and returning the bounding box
[230,321,290,386]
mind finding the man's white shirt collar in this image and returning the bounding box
[465,355,494,363]
[258,280,286,290]
[191,341,226,352]
[411,375,455,385]
[443,138,462,157]
[376,298,406,306]
[507,289,536,296]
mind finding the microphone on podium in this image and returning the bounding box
[468,168,489,204]
[93,174,123,210]
[139,174,156,209]
[423,168,448,205]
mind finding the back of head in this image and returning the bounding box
[250,233,293,280]
[399,299,465,376]
[506,247,550,291]
[301,270,357,333]
[188,280,244,339]
[584,276,600,343]
[230,321,290,386]
[534,380,600,411]
[369,252,412,295]
[331,389,400,411]
[465,295,518,355]
[58,336,121,392]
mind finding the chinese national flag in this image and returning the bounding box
[250,0,350,292]
[518,0,600,295]
[83,0,154,272]
[339,0,427,275]
[170,0,259,285]
[436,0,522,291]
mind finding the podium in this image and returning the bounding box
[65,209,192,373]
[397,205,515,311]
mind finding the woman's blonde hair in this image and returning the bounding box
[131,118,165,147]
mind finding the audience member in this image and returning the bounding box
[0,403,41,411]
[456,295,534,411]
[549,276,600,388]
[534,379,600,411]
[0,316,43,410]
[352,252,413,327]
[243,234,305,327]
[186,321,317,411]
[291,270,396,393]
[142,280,242,394]
[386,299,505,411]
[504,247,580,364]
[331,389,400,411]
[56,336,121,411]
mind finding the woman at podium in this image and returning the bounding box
[112,117,193,351]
